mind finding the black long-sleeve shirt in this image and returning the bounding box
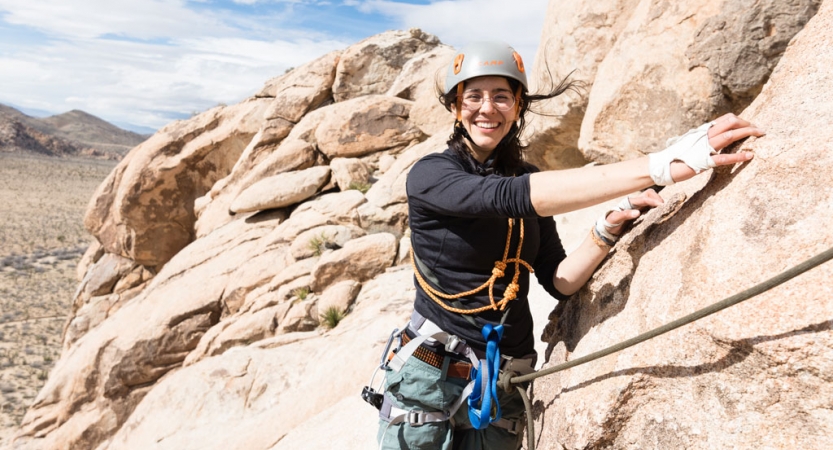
[406,149,569,358]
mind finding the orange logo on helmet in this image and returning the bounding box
[480,60,504,66]
[453,54,464,75]
[513,51,525,73]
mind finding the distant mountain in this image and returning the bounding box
[0,104,149,159]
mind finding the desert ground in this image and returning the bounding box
[0,152,116,445]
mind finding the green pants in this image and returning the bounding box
[377,355,526,450]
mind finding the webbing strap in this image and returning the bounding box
[379,383,475,426]
[468,324,504,429]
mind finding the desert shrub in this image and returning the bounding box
[320,306,345,330]
[307,232,331,257]
[293,286,310,301]
[348,181,372,194]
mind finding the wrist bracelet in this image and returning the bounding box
[590,226,615,248]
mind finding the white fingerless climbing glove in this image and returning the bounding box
[648,122,717,186]
[592,197,636,246]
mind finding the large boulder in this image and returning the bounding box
[332,29,440,102]
[230,166,331,214]
[577,0,821,163]
[524,0,639,170]
[315,95,425,159]
[309,233,398,293]
[261,50,340,123]
[525,0,820,168]
[84,99,271,267]
[387,45,456,137]
[534,3,833,448]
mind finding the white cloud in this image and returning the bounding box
[0,35,348,128]
[0,0,352,128]
[0,0,230,40]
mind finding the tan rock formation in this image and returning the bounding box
[528,0,820,167]
[534,2,833,448]
[194,116,319,238]
[317,280,362,316]
[525,0,639,170]
[387,45,456,137]
[7,27,472,449]
[329,157,371,192]
[364,132,446,208]
[309,232,398,293]
[84,99,271,267]
[86,268,414,450]
[332,28,441,102]
[230,165,331,214]
[262,50,340,123]
[315,95,425,159]
[578,0,821,163]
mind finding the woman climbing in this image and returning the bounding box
[372,41,763,449]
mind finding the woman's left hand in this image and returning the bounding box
[603,189,664,236]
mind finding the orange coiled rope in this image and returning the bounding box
[410,218,534,314]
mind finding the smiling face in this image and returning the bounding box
[451,76,518,163]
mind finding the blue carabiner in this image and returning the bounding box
[468,323,504,429]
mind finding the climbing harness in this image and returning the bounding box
[367,217,537,444]
[409,217,534,431]
[368,310,534,432]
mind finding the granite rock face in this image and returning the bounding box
[528,0,820,167]
[533,3,833,448]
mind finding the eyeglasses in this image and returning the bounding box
[458,92,516,111]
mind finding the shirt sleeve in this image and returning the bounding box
[406,153,537,219]
[532,215,571,301]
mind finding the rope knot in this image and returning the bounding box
[492,261,507,278]
[503,282,519,304]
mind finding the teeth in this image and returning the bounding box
[476,122,499,129]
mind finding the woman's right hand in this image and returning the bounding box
[668,113,764,184]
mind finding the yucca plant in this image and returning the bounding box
[320,306,345,329]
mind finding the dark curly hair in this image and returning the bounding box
[438,71,581,176]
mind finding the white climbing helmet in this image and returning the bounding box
[444,41,528,95]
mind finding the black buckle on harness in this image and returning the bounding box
[361,386,384,410]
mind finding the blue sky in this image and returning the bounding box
[0,0,549,133]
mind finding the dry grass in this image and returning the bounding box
[0,152,115,444]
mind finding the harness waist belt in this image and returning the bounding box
[400,332,472,380]
[409,309,537,375]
